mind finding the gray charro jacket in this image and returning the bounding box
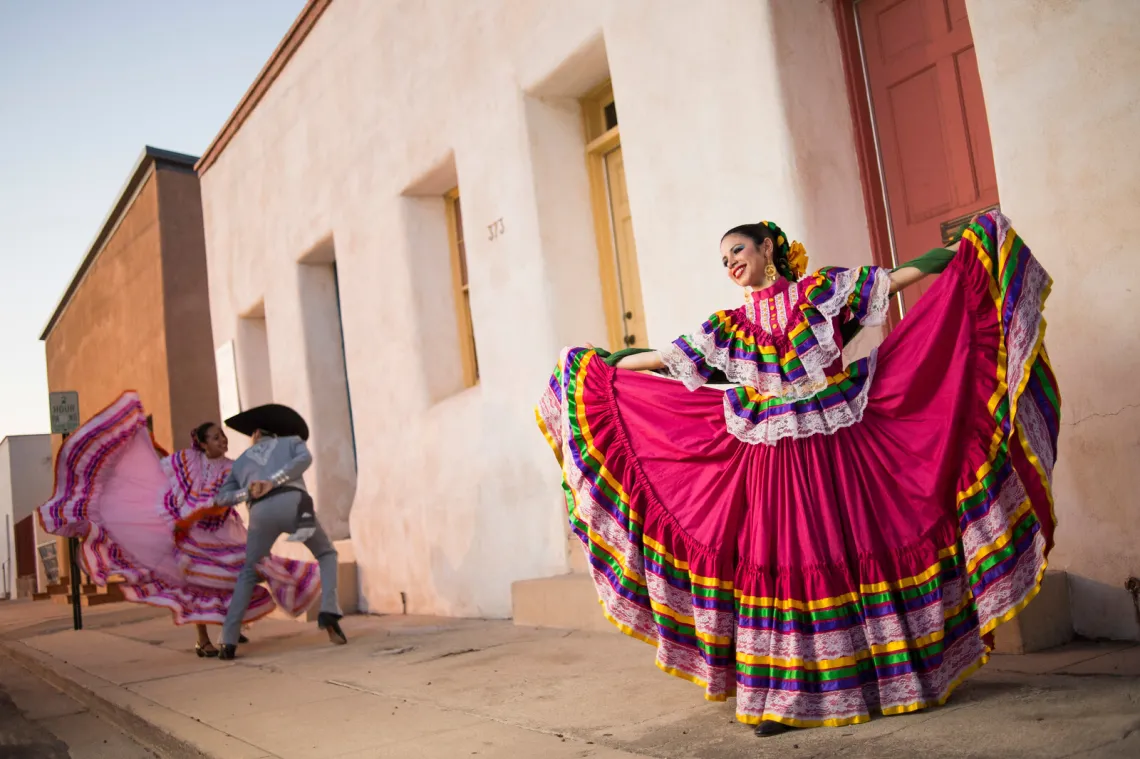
[215,435,312,507]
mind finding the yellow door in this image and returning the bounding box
[602,145,647,349]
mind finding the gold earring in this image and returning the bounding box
[764,262,778,280]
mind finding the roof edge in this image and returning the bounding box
[39,146,200,341]
[0,433,51,442]
[195,0,332,177]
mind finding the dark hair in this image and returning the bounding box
[721,221,796,281]
[191,422,218,451]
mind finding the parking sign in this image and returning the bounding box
[49,391,81,435]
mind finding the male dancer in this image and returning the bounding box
[214,403,346,659]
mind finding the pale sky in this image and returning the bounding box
[0,0,306,439]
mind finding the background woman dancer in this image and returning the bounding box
[38,394,322,656]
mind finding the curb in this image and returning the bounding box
[0,640,261,759]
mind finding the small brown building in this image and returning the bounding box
[38,146,220,600]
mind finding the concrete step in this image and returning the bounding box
[47,581,123,605]
[511,573,615,634]
[567,530,588,574]
[97,584,125,602]
[512,570,1074,656]
[51,592,117,608]
[992,570,1073,654]
[269,538,358,623]
[42,583,98,597]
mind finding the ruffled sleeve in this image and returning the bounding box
[807,266,892,327]
[660,267,891,400]
[659,311,737,391]
[160,449,237,536]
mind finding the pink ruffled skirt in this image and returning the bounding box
[537,217,1058,726]
[38,393,320,625]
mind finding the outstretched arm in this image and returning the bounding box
[888,264,929,295]
[890,215,980,295]
[584,343,665,371]
[888,243,959,294]
[614,350,664,371]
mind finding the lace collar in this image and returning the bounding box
[744,278,799,334]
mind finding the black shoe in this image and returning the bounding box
[754,721,793,737]
[238,634,250,644]
[195,643,219,658]
[218,644,237,660]
[318,612,347,645]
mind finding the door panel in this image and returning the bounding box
[858,0,999,312]
[603,145,648,348]
[15,515,35,579]
[888,66,958,222]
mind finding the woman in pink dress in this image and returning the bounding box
[537,212,1058,735]
[179,421,250,655]
[38,392,322,656]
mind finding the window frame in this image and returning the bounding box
[444,187,479,387]
[582,80,629,351]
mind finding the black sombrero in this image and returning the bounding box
[225,404,309,441]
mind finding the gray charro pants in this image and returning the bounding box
[221,489,339,646]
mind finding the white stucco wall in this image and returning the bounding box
[198,0,875,618]
[0,435,53,597]
[969,0,1140,641]
[0,441,13,598]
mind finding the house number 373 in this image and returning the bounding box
[487,218,505,241]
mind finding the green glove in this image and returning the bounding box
[601,347,655,367]
[893,246,955,275]
[579,345,657,369]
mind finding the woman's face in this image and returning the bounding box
[202,425,229,459]
[720,233,774,288]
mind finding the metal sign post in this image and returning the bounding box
[62,432,82,632]
[68,537,82,631]
[49,392,82,631]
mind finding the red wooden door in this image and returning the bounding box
[15,515,36,579]
[857,0,998,313]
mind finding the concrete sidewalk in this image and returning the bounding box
[0,601,1138,759]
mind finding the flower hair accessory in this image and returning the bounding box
[190,429,203,451]
[786,240,809,278]
[759,220,809,281]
